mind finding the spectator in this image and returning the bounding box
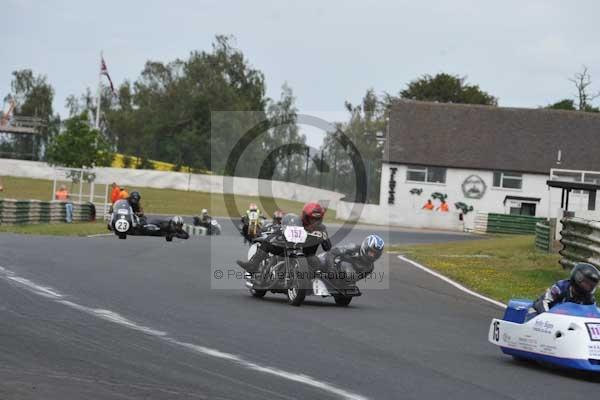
[437,199,449,212]
[422,199,434,210]
[110,182,121,204]
[119,186,129,200]
[0,176,3,192]
[55,184,73,223]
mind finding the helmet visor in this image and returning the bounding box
[580,276,598,293]
[308,213,322,225]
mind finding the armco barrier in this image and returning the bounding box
[0,199,93,225]
[486,213,544,235]
[184,224,207,236]
[474,212,488,234]
[559,217,600,270]
[535,220,551,252]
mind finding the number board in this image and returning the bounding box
[284,226,307,244]
[586,323,600,341]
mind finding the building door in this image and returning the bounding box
[509,203,536,216]
[520,203,536,216]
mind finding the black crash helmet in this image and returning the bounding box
[129,191,141,205]
[281,213,302,227]
[570,262,600,295]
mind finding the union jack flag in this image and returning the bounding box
[100,56,115,94]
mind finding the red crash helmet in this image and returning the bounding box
[301,202,325,229]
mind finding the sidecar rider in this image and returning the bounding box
[318,234,385,282]
[143,215,189,239]
[193,209,211,228]
[127,191,145,222]
[532,262,599,314]
[237,204,331,274]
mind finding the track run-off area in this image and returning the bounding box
[0,221,598,399]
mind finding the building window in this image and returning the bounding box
[493,172,522,189]
[406,166,446,184]
[551,170,600,194]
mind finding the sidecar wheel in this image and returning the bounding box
[334,296,352,306]
[250,288,267,298]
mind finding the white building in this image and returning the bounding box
[338,100,600,230]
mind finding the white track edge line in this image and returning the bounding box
[397,255,507,309]
[0,265,368,400]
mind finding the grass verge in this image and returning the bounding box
[0,221,109,237]
[0,176,338,220]
[390,235,565,304]
[0,176,344,236]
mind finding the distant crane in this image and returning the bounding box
[0,96,45,135]
[0,97,16,127]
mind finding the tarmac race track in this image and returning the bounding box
[0,220,598,399]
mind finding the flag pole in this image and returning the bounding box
[95,50,102,129]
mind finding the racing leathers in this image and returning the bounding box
[142,218,189,239]
[532,279,596,314]
[194,214,211,229]
[128,199,144,221]
[237,222,331,273]
[240,209,263,241]
[318,243,375,283]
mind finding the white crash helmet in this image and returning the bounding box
[171,215,184,228]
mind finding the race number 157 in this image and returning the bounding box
[493,321,500,342]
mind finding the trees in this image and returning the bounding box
[319,89,387,202]
[569,66,599,112]
[400,73,498,106]
[45,113,113,168]
[4,69,60,159]
[546,99,576,111]
[92,35,269,172]
[263,83,306,182]
[546,66,599,112]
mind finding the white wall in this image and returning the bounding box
[372,163,600,230]
[0,158,345,209]
[381,163,553,218]
[336,201,464,231]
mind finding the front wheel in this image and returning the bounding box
[118,233,127,240]
[287,260,306,306]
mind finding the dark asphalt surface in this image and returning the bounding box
[0,223,598,399]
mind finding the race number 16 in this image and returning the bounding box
[493,321,500,342]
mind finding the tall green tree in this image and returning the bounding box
[400,73,498,105]
[96,35,268,172]
[45,113,113,168]
[320,89,386,202]
[263,83,306,182]
[4,69,60,159]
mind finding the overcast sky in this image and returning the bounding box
[2,0,599,145]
